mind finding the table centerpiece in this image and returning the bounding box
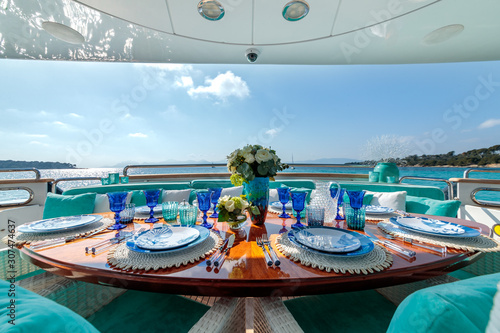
[227,144,288,225]
[217,195,251,230]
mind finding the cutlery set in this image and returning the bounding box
[207,234,235,268]
[86,228,146,254]
[258,234,280,267]
[30,228,114,250]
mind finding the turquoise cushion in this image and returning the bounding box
[338,182,445,200]
[269,180,316,190]
[387,273,500,333]
[43,192,96,219]
[290,187,313,203]
[0,280,99,332]
[130,190,147,206]
[405,195,461,217]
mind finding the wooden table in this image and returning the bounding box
[19,214,487,297]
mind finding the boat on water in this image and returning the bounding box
[1,0,500,332]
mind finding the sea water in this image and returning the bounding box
[1,166,499,204]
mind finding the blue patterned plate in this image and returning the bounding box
[288,226,374,257]
[135,226,200,250]
[270,201,292,210]
[365,205,394,215]
[127,225,209,254]
[18,215,103,234]
[136,205,162,215]
[294,228,361,253]
[390,217,480,238]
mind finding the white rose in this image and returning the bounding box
[228,149,240,163]
[255,149,272,163]
[225,200,235,212]
[272,153,279,162]
[243,152,255,164]
[241,145,253,155]
[241,200,249,210]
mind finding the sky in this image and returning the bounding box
[1,59,499,168]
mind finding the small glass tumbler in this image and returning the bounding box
[387,176,398,183]
[109,173,120,184]
[369,171,380,183]
[120,203,135,223]
[345,205,366,230]
[120,176,129,184]
[101,177,110,185]
[306,206,325,227]
[162,201,179,222]
[179,204,198,226]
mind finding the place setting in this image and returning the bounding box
[378,216,500,252]
[107,223,223,271]
[5,214,115,247]
[274,189,393,275]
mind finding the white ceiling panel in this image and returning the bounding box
[332,0,439,36]
[76,0,173,33]
[167,0,253,44]
[253,0,341,44]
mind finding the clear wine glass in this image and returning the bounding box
[107,192,129,230]
[330,187,346,220]
[277,187,291,218]
[197,190,212,229]
[143,189,161,223]
[291,191,307,229]
[208,187,222,218]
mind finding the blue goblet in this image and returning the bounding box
[143,189,161,223]
[197,190,212,229]
[277,187,291,218]
[291,191,307,229]
[107,192,129,230]
[330,188,346,220]
[208,187,222,218]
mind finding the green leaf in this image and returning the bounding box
[251,206,260,215]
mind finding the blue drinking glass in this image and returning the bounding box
[143,189,161,223]
[208,187,222,218]
[291,191,307,229]
[330,188,346,220]
[107,192,129,230]
[197,190,212,229]
[277,187,291,219]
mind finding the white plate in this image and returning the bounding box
[365,205,395,215]
[294,228,361,253]
[135,205,163,216]
[394,216,466,235]
[135,226,200,250]
[18,215,103,233]
[270,201,292,210]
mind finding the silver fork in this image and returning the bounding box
[92,227,145,255]
[256,237,273,266]
[380,230,446,255]
[262,234,280,266]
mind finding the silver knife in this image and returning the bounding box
[364,229,416,259]
[207,238,229,266]
[214,234,235,268]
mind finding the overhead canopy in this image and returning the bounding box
[0,0,499,64]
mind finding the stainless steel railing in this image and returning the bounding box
[0,187,34,207]
[399,176,454,199]
[0,168,40,180]
[123,163,372,176]
[464,168,500,178]
[471,188,500,208]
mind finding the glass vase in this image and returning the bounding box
[244,177,269,226]
[309,181,339,223]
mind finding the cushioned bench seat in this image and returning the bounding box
[338,181,445,200]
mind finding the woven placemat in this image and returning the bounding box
[378,221,500,252]
[275,232,393,275]
[3,218,115,246]
[107,231,223,271]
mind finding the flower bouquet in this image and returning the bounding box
[227,144,289,185]
[217,195,254,229]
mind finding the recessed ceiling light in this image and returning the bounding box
[423,24,464,45]
[42,21,84,44]
[283,1,310,21]
[198,0,225,21]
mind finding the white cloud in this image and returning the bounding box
[478,119,500,129]
[265,128,281,138]
[188,71,250,101]
[129,133,148,138]
[175,76,194,88]
[27,134,48,138]
[69,113,83,118]
[161,105,186,120]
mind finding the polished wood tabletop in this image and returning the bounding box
[19,213,487,297]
